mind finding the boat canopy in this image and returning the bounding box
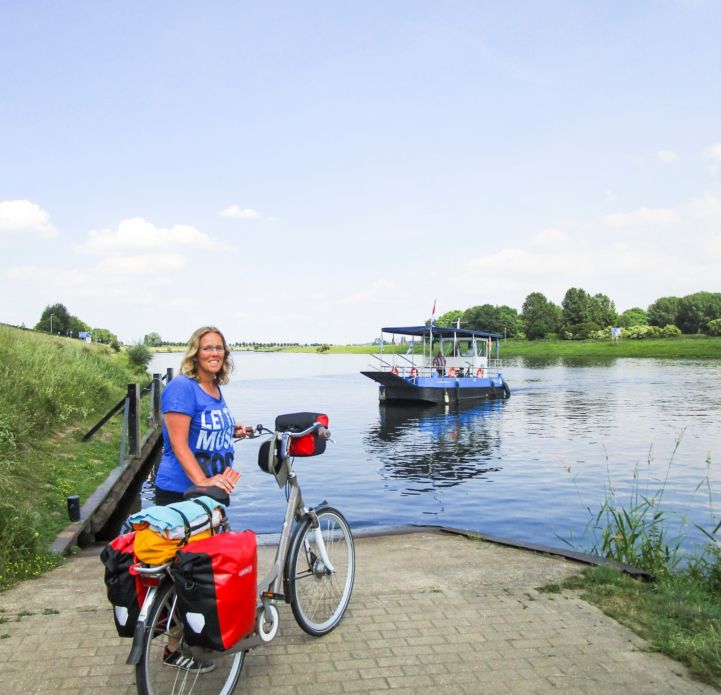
[381,325,502,340]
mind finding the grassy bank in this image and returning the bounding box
[0,325,148,589]
[545,449,721,687]
[271,336,721,359]
[501,335,721,360]
[549,566,721,687]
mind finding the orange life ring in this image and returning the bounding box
[410,367,418,378]
[391,367,399,375]
[447,367,457,377]
[476,368,484,377]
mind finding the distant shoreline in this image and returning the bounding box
[150,336,721,359]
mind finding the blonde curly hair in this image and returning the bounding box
[180,326,234,385]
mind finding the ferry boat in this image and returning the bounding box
[361,324,511,406]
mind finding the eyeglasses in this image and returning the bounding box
[200,345,226,354]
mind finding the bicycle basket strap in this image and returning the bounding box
[190,498,217,535]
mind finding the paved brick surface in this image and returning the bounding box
[0,530,716,694]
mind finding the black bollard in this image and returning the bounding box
[67,495,81,522]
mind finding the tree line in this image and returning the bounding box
[35,303,120,348]
[34,291,721,348]
[434,290,721,340]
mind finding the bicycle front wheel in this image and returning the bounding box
[286,506,355,636]
[136,582,245,695]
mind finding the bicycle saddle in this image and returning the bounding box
[183,484,230,506]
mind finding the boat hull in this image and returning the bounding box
[361,371,510,405]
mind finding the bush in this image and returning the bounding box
[662,324,682,338]
[126,342,152,369]
[623,325,663,339]
[705,319,721,337]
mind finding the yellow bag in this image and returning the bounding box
[134,525,213,565]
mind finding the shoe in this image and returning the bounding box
[163,648,216,673]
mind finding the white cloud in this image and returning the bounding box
[219,205,262,219]
[532,228,568,245]
[708,143,721,161]
[79,217,221,254]
[657,150,677,163]
[96,253,187,275]
[602,207,680,227]
[0,200,58,238]
[441,189,721,314]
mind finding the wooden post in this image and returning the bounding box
[166,367,174,383]
[127,383,141,457]
[152,373,161,425]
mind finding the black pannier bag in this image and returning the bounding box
[275,412,329,457]
[100,531,147,637]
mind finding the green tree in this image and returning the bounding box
[562,288,592,326]
[561,288,595,337]
[589,293,617,327]
[647,296,680,328]
[522,292,562,340]
[617,307,648,328]
[67,316,90,338]
[462,304,499,332]
[143,331,163,347]
[435,310,463,328]
[126,342,152,370]
[676,292,721,334]
[92,327,119,345]
[461,304,522,338]
[35,303,71,334]
[495,305,523,338]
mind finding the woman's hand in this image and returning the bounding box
[233,422,254,439]
[206,471,239,494]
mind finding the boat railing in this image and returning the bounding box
[369,353,504,379]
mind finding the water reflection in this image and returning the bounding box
[365,402,504,492]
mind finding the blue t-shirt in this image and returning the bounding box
[155,375,236,493]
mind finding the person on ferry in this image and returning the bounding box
[433,350,446,376]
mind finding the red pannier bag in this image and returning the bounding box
[171,530,257,652]
[275,412,329,457]
[100,531,147,637]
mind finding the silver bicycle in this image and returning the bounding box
[126,418,356,695]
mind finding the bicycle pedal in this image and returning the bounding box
[261,591,284,601]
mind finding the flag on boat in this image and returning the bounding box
[430,299,436,326]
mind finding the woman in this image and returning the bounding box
[154,325,252,505]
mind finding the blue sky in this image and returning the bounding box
[2,1,720,344]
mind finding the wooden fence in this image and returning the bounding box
[51,369,174,553]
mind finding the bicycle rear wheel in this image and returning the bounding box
[286,506,355,636]
[136,582,245,695]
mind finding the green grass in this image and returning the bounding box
[552,441,721,687]
[560,565,721,687]
[501,335,721,360]
[0,325,148,590]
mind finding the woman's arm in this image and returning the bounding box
[165,412,235,493]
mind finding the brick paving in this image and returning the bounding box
[0,530,716,694]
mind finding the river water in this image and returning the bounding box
[148,352,721,554]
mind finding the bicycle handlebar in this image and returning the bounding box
[242,422,332,441]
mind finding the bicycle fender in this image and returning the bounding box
[126,619,146,665]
